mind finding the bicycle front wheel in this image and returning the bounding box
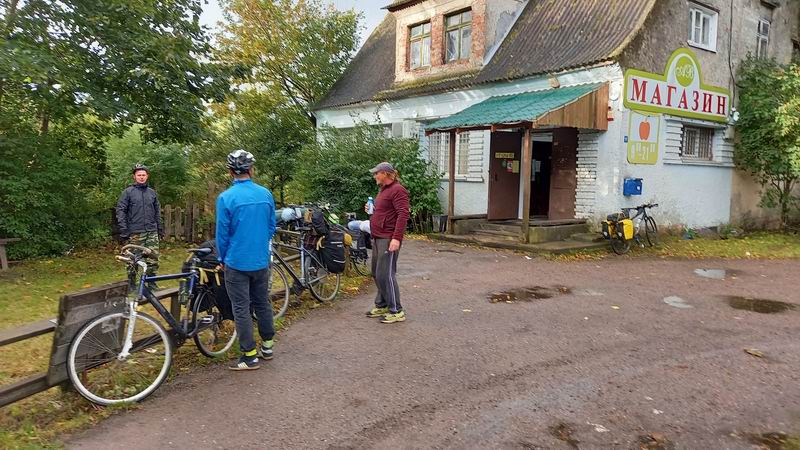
[610,236,632,255]
[645,217,659,247]
[193,291,237,358]
[306,253,341,302]
[270,264,290,319]
[68,311,173,405]
[351,248,371,277]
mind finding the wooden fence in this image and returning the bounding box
[162,202,213,243]
[111,200,214,244]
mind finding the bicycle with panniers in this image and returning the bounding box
[67,244,238,405]
[601,203,659,255]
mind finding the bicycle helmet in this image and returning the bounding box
[226,149,256,175]
[131,163,149,174]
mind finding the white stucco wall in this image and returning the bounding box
[592,86,734,228]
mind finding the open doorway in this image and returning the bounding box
[529,137,552,217]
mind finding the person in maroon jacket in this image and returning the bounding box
[365,162,410,324]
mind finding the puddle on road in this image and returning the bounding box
[725,296,797,314]
[694,268,727,280]
[488,286,571,303]
[549,423,579,449]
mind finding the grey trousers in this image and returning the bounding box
[224,266,275,354]
[371,238,402,313]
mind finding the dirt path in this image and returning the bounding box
[67,239,800,449]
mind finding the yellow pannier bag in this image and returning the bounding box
[618,218,634,240]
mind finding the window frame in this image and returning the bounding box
[427,131,471,177]
[681,125,714,161]
[687,4,718,52]
[445,9,473,63]
[409,21,432,70]
[756,19,770,58]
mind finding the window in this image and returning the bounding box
[409,22,431,69]
[688,5,718,52]
[756,19,770,58]
[427,131,470,176]
[445,10,472,62]
[681,126,714,160]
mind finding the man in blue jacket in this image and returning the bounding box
[216,150,277,371]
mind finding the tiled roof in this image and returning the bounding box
[315,0,655,110]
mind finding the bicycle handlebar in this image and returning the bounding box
[121,244,152,255]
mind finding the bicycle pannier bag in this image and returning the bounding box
[617,219,635,240]
[320,230,346,274]
[601,221,614,240]
[309,209,330,236]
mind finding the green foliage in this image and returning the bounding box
[104,127,192,206]
[0,129,106,258]
[297,124,442,228]
[199,92,313,204]
[217,0,361,121]
[0,0,228,143]
[735,57,800,229]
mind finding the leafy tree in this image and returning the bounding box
[736,57,800,229]
[297,124,442,232]
[217,0,361,122]
[0,0,228,142]
[201,92,313,204]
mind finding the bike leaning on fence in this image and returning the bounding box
[67,244,237,405]
[602,203,659,255]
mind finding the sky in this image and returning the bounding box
[200,0,387,48]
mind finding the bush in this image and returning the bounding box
[0,130,107,258]
[297,124,442,231]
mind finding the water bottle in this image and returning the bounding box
[367,197,374,215]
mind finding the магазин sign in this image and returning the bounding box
[624,48,731,123]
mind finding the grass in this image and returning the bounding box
[0,244,370,449]
[546,231,800,261]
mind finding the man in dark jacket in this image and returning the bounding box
[116,163,164,280]
[365,162,410,324]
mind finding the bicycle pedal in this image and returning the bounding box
[200,316,215,325]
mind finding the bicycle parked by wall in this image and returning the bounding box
[602,203,659,255]
[67,244,238,405]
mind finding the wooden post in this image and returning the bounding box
[520,126,533,243]
[447,130,457,234]
[192,203,200,242]
[164,205,173,240]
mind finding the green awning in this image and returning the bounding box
[426,83,605,132]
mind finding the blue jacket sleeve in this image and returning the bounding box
[267,194,276,242]
[215,195,231,264]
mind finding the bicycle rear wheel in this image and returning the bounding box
[270,264,290,319]
[68,311,172,405]
[644,216,659,247]
[193,291,237,358]
[610,236,631,255]
[306,252,341,302]
[351,248,371,277]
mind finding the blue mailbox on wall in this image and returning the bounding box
[623,178,643,196]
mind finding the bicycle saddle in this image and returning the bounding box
[187,248,213,256]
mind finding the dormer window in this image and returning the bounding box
[445,10,472,62]
[409,22,432,69]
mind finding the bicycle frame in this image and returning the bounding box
[121,249,207,347]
